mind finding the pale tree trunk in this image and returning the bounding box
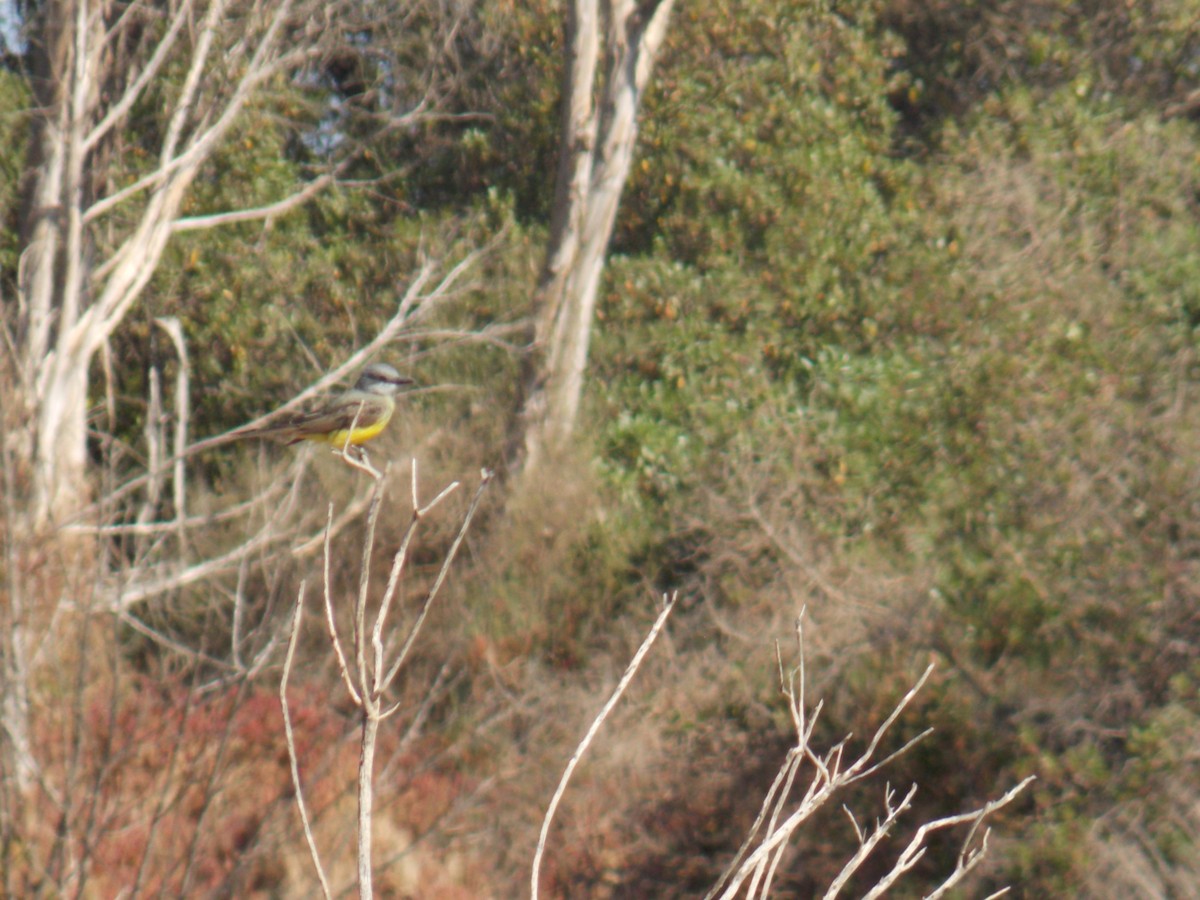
[518,0,675,472]
[15,0,301,527]
[2,0,303,795]
[0,566,34,792]
[15,0,95,524]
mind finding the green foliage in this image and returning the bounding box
[882,0,1200,131]
[596,0,948,511]
[624,0,927,351]
[581,0,1200,891]
[0,69,29,282]
[369,0,563,219]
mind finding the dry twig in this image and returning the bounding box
[705,611,1034,900]
[282,458,490,899]
[531,592,680,900]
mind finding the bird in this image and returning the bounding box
[234,363,414,452]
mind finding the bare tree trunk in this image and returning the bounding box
[11,0,307,528]
[518,0,675,472]
[2,0,98,797]
[15,0,98,522]
[0,543,34,792]
[2,0,300,807]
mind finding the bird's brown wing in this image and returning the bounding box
[236,395,389,443]
[278,396,391,443]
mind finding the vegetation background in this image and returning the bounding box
[2,0,1199,896]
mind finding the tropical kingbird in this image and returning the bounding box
[236,363,414,450]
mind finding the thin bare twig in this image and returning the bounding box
[823,784,918,898]
[280,581,333,900]
[173,173,336,232]
[353,473,389,703]
[371,464,451,697]
[707,614,1033,900]
[381,471,489,695]
[532,592,680,900]
[321,501,361,706]
[895,776,1037,900]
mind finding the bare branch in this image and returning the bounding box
[354,475,389,703]
[704,749,803,900]
[116,610,232,670]
[823,784,918,899]
[154,317,190,534]
[280,581,334,900]
[920,776,1038,900]
[381,470,490,695]
[322,502,361,707]
[706,620,1031,900]
[112,461,308,608]
[532,592,679,900]
[172,174,336,232]
[161,0,232,164]
[838,665,935,784]
[112,527,291,609]
[84,0,196,152]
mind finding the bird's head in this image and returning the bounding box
[355,363,415,396]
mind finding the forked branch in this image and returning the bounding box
[280,459,490,900]
[706,612,1034,900]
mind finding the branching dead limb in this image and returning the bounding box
[282,458,490,899]
[704,612,1034,900]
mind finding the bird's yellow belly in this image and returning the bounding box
[308,418,390,447]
